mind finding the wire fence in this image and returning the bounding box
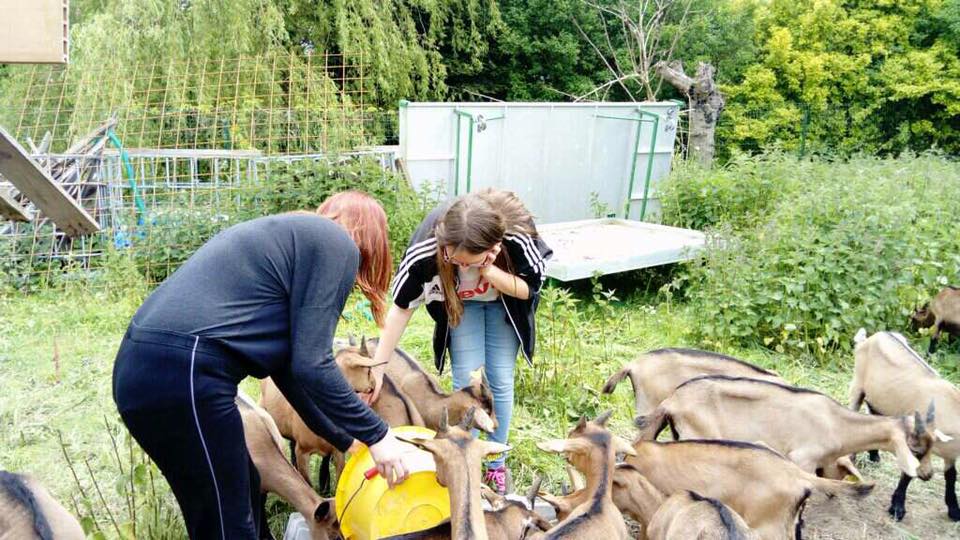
[0,148,406,290]
[0,52,381,155]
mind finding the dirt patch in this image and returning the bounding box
[804,458,959,539]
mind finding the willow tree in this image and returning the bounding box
[278,0,504,104]
[0,1,376,152]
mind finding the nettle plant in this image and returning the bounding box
[665,154,960,358]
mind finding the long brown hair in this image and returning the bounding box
[434,188,537,327]
[317,191,392,327]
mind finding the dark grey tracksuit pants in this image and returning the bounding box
[112,324,266,540]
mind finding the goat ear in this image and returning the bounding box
[359,335,370,357]
[407,436,440,455]
[926,400,936,426]
[480,484,505,508]
[566,464,586,491]
[527,475,543,507]
[613,435,637,456]
[313,500,333,523]
[483,441,511,457]
[537,439,570,454]
[459,406,477,431]
[913,411,926,437]
[469,367,484,382]
[472,408,497,434]
[594,409,613,426]
[934,429,953,443]
[536,492,565,512]
[439,407,450,434]
[575,416,587,431]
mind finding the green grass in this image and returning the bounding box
[2,270,959,538]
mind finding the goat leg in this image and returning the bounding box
[946,463,959,521]
[258,492,275,540]
[864,403,881,463]
[318,455,332,495]
[888,473,913,521]
[929,321,942,354]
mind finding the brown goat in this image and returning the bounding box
[524,411,636,540]
[646,490,758,540]
[237,392,340,540]
[399,407,513,540]
[539,463,663,537]
[479,480,553,539]
[911,286,960,353]
[370,338,497,434]
[259,340,390,488]
[626,438,874,540]
[0,471,84,540]
[602,348,782,416]
[637,375,939,481]
[850,330,959,521]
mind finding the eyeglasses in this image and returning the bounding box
[442,246,492,268]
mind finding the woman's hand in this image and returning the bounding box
[481,242,502,268]
[368,432,412,488]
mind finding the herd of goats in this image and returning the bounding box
[2,287,960,539]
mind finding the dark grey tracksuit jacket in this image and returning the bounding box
[133,213,388,450]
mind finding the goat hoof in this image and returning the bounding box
[888,504,906,521]
[868,450,880,463]
[948,507,960,522]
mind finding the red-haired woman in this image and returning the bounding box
[112,191,413,540]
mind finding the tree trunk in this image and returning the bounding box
[655,60,725,167]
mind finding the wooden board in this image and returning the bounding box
[0,185,30,222]
[0,127,98,236]
[0,0,69,64]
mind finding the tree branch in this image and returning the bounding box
[654,60,694,94]
[577,73,645,101]
[572,15,637,101]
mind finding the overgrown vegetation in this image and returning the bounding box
[661,152,960,358]
[4,246,958,538]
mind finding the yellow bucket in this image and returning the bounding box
[335,426,450,540]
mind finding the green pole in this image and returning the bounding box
[623,117,644,219]
[454,113,462,196]
[454,109,476,195]
[636,110,660,221]
[466,117,474,193]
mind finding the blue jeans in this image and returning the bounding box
[450,300,520,468]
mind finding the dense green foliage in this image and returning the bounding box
[721,0,960,156]
[661,153,960,356]
[131,157,430,284]
[3,0,956,155]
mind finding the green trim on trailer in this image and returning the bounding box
[595,107,661,220]
[453,109,506,195]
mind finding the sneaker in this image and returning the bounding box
[484,465,508,495]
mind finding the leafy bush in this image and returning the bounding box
[659,152,805,230]
[664,153,960,357]
[243,156,430,262]
[125,156,429,284]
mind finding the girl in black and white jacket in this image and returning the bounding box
[371,188,552,493]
